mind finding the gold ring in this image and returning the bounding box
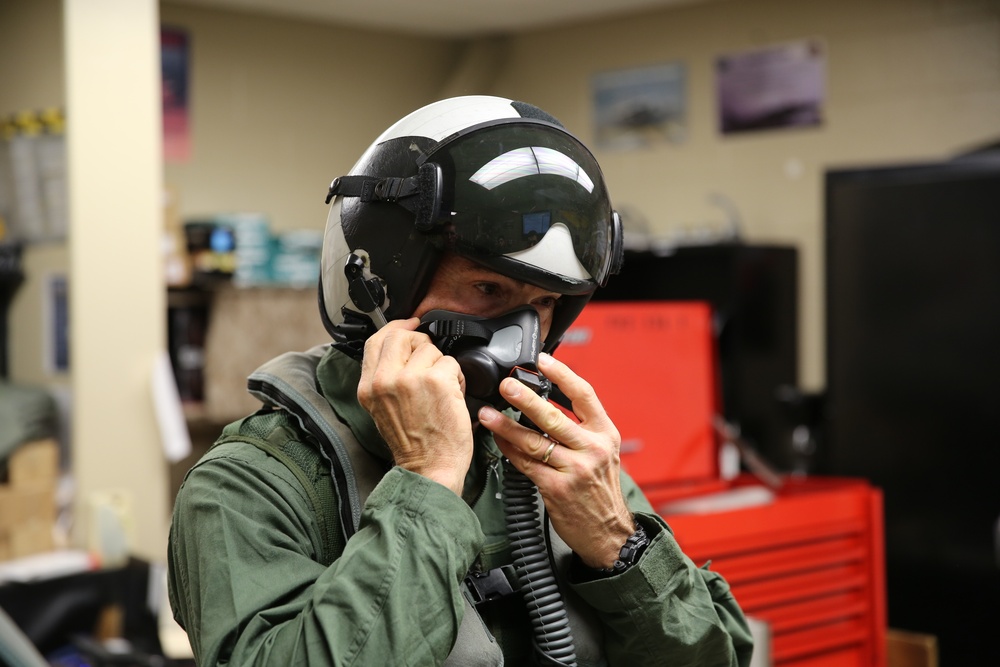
[541,441,557,464]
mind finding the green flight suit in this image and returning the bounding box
[168,345,754,666]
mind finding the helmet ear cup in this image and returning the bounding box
[607,210,625,281]
[414,162,443,232]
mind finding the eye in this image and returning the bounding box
[533,295,560,310]
[474,282,500,297]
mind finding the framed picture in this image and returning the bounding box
[716,39,825,135]
[592,62,687,150]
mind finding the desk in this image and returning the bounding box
[0,558,161,660]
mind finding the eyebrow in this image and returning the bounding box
[462,263,560,298]
[476,274,528,290]
[466,268,513,284]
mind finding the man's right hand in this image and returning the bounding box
[358,318,474,495]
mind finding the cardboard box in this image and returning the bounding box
[0,487,57,560]
[887,629,937,667]
[8,438,59,487]
[0,439,59,561]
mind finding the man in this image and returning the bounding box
[168,95,754,666]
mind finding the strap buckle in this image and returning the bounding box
[463,565,519,606]
[373,177,408,202]
[325,175,416,205]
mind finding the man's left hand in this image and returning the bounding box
[477,352,636,570]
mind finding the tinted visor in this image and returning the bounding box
[427,122,617,291]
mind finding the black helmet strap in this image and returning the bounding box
[325,162,443,231]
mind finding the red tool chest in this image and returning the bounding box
[555,302,887,667]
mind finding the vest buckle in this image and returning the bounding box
[463,565,520,606]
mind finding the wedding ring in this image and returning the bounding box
[541,441,557,464]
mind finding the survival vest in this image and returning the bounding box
[217,345,607,666]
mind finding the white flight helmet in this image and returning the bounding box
[319,95,623,353]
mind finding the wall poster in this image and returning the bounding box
[161,26,191,162]
[716,39,825,135]
[592,61,687,150]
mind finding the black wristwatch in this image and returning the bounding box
[602,524,650,575]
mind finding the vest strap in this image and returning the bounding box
[247,344,383,541]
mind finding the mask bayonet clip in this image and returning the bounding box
[345,253,388,328]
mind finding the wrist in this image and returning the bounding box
[393,460,464,496]
[577,517,650,578]
[419,468,466,496]
[581,519,636,569]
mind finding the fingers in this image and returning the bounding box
[537,353,613,431]
[479,351,621,478]
[479,405,564,467]
[489,431,562,491]
[493,356,613,449]
[359,318,466,408]
[481,354,632,568]
[499,376,575,442]
[361,317,454,384]
[361,318,420,373]
[357,318,473,495]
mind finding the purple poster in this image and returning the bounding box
[717,39,825,135]
[161,26,191,162]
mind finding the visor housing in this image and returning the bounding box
[426,122,618,294]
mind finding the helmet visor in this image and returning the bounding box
[428,123,617,291]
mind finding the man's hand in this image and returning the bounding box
[477,352,635,569]
[358,318,474,496]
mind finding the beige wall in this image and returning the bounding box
[1,0,169,560]
[489,0,1000,390]
[0,3,464,561]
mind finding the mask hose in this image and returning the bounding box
[502,454,577,667]
[418,308,578,664]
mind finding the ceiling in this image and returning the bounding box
[161,0,713,38]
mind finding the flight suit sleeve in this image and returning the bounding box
[568,473,755,667]
[168,444,484,666]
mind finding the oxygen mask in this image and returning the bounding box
[417,306,551,417]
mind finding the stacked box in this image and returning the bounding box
[220,212,273,286]
[183,219,236,280]
[271,229,322,287]
[0,439,59,561]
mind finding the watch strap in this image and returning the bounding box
[602,524,650,574]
